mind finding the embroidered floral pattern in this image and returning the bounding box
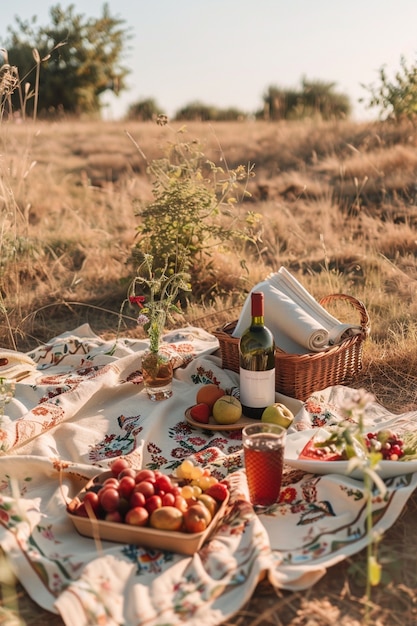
[121,545,175,575]
[2,329,416,626]
[89,414,143,462]
[191,366,223,387]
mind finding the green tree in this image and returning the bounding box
[3,3,131,117]
[174,101,219,122]
[260,78,350,121]
[126,98,163,121]
[174,101,247,122]
[361,56,417,121]
[300,78,351,120]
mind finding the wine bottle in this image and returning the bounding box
[239,291,276,419]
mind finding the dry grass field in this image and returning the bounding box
[2,117,417,624]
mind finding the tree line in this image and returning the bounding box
[1,3,415,122]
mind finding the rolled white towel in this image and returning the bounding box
[232,267,362,354]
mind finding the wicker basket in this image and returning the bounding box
[213,293,370,401]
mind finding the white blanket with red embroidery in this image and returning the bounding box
[0,324,416,626]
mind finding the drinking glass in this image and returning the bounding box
[242,422,286,507]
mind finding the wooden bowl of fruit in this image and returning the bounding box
[67,458,230,555]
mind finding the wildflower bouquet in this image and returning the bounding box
[125,253,191,353]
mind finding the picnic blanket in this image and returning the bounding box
[0,323,417,626]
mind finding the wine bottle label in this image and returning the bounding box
[239,368,275,408]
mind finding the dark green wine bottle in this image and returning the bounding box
[238,291,276,419]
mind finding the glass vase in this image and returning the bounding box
[141,349,173,401]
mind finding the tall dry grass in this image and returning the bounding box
[2,116,417,624]
[2,117,417,405]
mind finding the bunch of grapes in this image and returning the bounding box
[365,431,404,461]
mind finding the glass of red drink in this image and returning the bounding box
[242,423,286,507]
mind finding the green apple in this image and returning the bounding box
[212,395,242,425]
[261,403,294,429]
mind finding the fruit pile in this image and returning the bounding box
[298,428,409,462]
[69,457,229,534]
[190,383,242,425]
[365,430,405,461]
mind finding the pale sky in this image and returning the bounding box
[1,0,417,121]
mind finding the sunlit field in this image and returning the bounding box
[2,117,417,624]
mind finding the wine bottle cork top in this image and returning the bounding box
[251,291,264,316]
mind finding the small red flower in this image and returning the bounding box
[129,295,146,308]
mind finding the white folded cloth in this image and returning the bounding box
[232,267,363,354]
[0,349,37,381]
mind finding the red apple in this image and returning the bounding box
[135,469,156,483]
[173,495,188,513]
[73,502,89,518]
[110,457,130,477]
[102,477,120,489]
[161,492,176,507]
[125,506,149,527]
[145,494,162,514]
[105,510,123,523]
[130,491,146,508]
[118,467,137,479]
[82,490,100,514]
[118,475,136,499]
[154,474,174,494]
[99,487,120,513]
[134,480,155,498]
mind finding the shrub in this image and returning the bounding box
[126,98,163,121]
[129,119,261,301]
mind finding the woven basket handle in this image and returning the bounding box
[319,293,370,336]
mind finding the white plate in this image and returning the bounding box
[284,429,417,479]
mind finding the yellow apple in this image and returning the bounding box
[212,395,242,425]
[261,403,294,429]
[149,506,184,531]
[197,493,219,518]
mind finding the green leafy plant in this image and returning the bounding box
[317,389,386,622]
[128,117,262,300]
[361,55,417,122]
